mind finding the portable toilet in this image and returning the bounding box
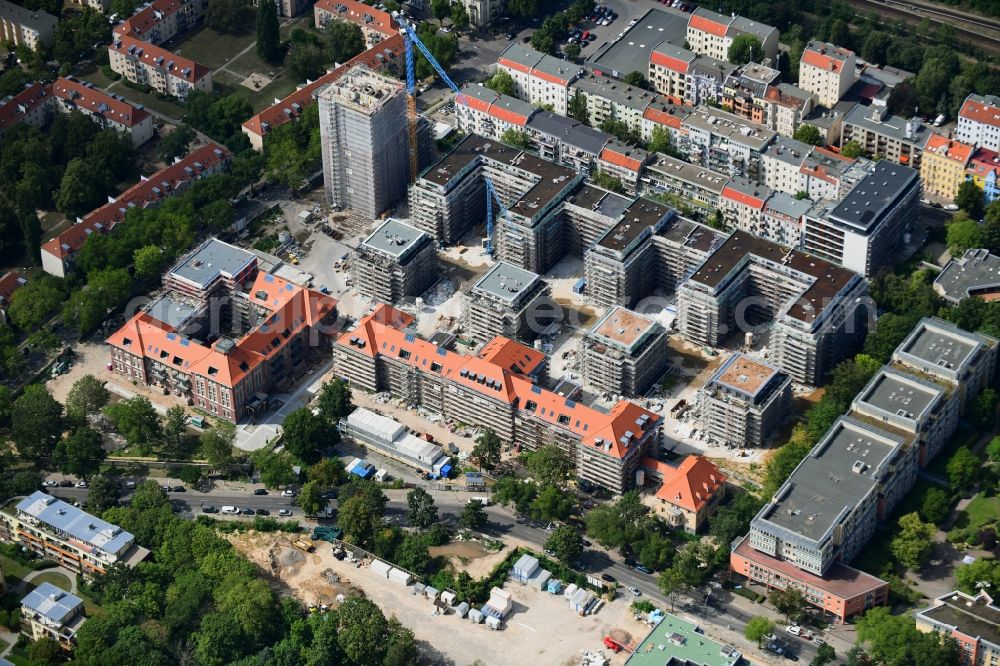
[455,601,470,618]
[468,608,484,624]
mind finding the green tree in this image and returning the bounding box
[56,158,106,219]
[500,127,532,149]
[337,596,389,665]
[523,445,573,487]
[530,484,575,523]
[406,487,438,528]
[811,643,837,666]
[744,616,775,647]
[105,396,161,452]
[12,384,64,462]
[65,374,110,420]
[158,124,197,165]
[393,533,431,573]
[62,267,133,334]
[133,245,165,278]
[762,426,814,497]
[472,428,502,471]
[265,136,313,191]
[337,484,387,546]
[460,499,488,530]
[568,90,589,124]
[891,512,936,570]
[728,34,763,65]
[920,487,952,524]
[7,274,63,330]
[507,0,539,17]
[955,557,1000,593]
[450,2,469,31]
[53,427,106,480]
[26,637,62,666]
[793,124,823,146]
[162,405,188,453]
[281,408,333,464]
[255,0,282,63]
[947,445,981,492]
[599,117,642,145]
[486,70,516,97]
[325,21,365,65]
[564,41,581,61]
[947,216,983,254]
[592,170,625,193]
[288,42,326,81]
[841,139,865,159]
[298,480,327,516]
[988,435,1000,464]
[88,473,121,513]
[545,524,583,562]
[252,449,296,489]
[308,457,346,487]
[623,70,648,89]
[956,180,986,220]
[768,587,807,622]
[206,0,245,34]
[316,377,354,423]
[384,618,418,666]
[201,422,236,468]
[431,0,450,24]
[856,605,959,665]
[648,125,680,158]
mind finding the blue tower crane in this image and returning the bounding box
[397,18,511,254]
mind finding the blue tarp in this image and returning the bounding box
[350,461,374,479]
[440,464,452,477]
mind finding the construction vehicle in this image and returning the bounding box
[292,539,315,553]
[395,15,513,254]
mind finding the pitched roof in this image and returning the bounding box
[652,456,726,512]
[0,81,50,131]
[0,270,26,305]
[650,42,695,74]
[688,7,731,37]
[924,134,974,166]
[113,0,186,39]
[314,0,397,36]
[721,181,768,209]
[600,142,647,171]
[801,40,854,74]
[109,35,210,84]
[52,76,149,128]
[960,94,1000,129]
[968,147,1000,179]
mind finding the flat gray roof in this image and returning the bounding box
[896,317,985,374]
[806,100,858,130]
[145,293,200,330]
[169,238,256,290]
[758,417,906,544]
[827,160,919,232]
[658,214,727,252]
[761,136,812,168]
[843,103,932,149]
[919,592,1000,650]
[21,583,83,624]
[934,249,1000,304]
[571,73,655,113]
[16,491,135,557]
[730,16,776,41]
[588,7,687,78]
[568,184,632,218]
[361,218,430,260]
[764,191,813,219]
[526,112,609,155]
[646,153,730,195]
[855,367,942,424]
[683,106,775,151]
[472,261,542,304]
[498,42,544,70]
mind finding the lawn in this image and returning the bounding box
[29,570,72,592]
[0,552,33,582]
[166,14,257,71]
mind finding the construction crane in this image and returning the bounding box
[397,17,511,254]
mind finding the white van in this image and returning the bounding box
[468,496,491,506]
[221,506,239,515]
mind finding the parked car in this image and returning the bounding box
[75,481,87,488]
[59,480,73,487]
[202,505,218,514]
[635,565,652,574]
[220,506,239,515]
[254,488,269,495]
[282,489,297,497]
[601,573,617,583]
[240,508,255,515]
[624,557,637,567]
[278,508,292,517]
[786,625,802,636]
[172,486,185,492]
[628,586,641,596]
[255,509,270,516]
[42,480,56,487]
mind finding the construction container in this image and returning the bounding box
[370,559,392,578]
[424,585,440,600]
[387,568,413,585]
[485,615,502,631]
[440,590,457,606]
[563,583,579,599]
[412,582,426,596]
[455,602,470,618]
[468,609,484,624]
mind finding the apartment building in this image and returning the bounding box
[0,81,53,137]
[921,134,975,201]
[760,191,812,248]
[685,54,737,107]
[916,590,1000,666]
[456,0,503,27]
[799,41,856,108]
[114,0,206,44]
[353,218,436,304]
[935,249,1000,305]
[52,76,153,145]
[0,0,55,49]
[681,106,775,179]
[0,491,148,577]
[336,304,661,493]
[956,93,1000,153]
[597,141,651,196]
[803,160,921,276]
[639,152,729,212]
[456,83,537,140]
[580,306,668,398]
[0,270,26,318]
[967,148,1000,204]
[498,43,584,115]
[677,231,870,386]
[570,72,654,130]
[559,184,632,258]
[41,143,231,277]
[760,137,871,200]
[109,35,212,99]
[699,352,791,449]
[761,83,817,138]
[721,61,780,125]
[525,112,611,173]
[718,178,771,236]
[648,42,696,103]
[462,261,552,343]
[318,65,408,218]
[644,456,726,533]
[250,0,309,18]
[640,95,693,144]
[840,104,929,169]
[241,33,404,150]
[685,8,778,63]
[314,0,396,48]
[107,239,338,421]
[20,583,86,650]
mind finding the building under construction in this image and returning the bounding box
[581,306,669,398]
[462,261,552,343]
[318,65,408,218]
[352,218,436,304]
[699,352,791,448]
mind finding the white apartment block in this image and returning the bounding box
[0,0,55,49]
[456,83,537,141]
[52,77,154,145]
[799,41,857,108]
[314,0,397,48]
[498,43,583,115]
[956,93,1000,153]
[460,0,503,28]
[686,8,777,63]
[109,35,212,99]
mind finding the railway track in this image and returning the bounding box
[846,0,1000,56]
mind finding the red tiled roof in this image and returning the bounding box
[801,42,853,74]
[721,184,766,209]
[478,337,546,376]
[0,81,51,131]
[113,0,185,39]
[600,147,644,172]
[0,270,26,304]
[960,95,1000,129]
[42,143,231,260]
[242,33,404,140]
[968,147,1000,179]
[314,0,397,36]
[109,35,210,84]
[52,77,149,128]
[689,11,730,37]
[650,50,692,74]
[925,134,974,165]
[652,456,725,512]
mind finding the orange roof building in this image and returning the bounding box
[0,81,52,135]
[107,239,337,423]
[314,0,396,47]
[108,34,212,100]
[957,93,1000,152]
[799,41,856,108]
[643,455,726,533]
[337,303,661,493]
[52,76,153,145]
[0,270,26,309]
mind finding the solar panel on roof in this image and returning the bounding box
[180,339,189,347]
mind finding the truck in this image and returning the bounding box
[293,539,316,553]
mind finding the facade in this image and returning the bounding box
[677,231,870,386]
[645,456,727,533]
[524,111,612,174]
[106,238,338,422]
[721,61,778,125]
[462,261,551,343]
[717,178,771,238]
[681,106,775,179]
[52,76,154,145]
[967,148,1000,204]
[685,8,778,63]
[639,153,729,212]
[0,491,149,577]
[314,0,396,48]
[762,83,817,138]
[570,72,655,132]
[497,43,584,115]
[336,304,662,494]
[352,218,437,304]
[241,33,404,150]
[581,306,668,398]
[798,41,856,108]
[916,590,1000,666]
[455,83,537,140]
[956,94,1000,153]
[458,0,503,28]
[318,65,408,218]
[113,0,206,45]
[20,583,85,650]
[699,352,791,449]
[804,160,921,277]
[597,141,651,196]
[921,134,974,201]
[0,81,53,137]
[935,249,1000,305]
[339,407,451,476]
[759,191,813,248]
[840,104,929,169]
[109,35,212,99]
[41,143,231,277]
[0,0,56,48]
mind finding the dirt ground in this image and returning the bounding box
[229,532,642,666]
[427,541,513,579]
